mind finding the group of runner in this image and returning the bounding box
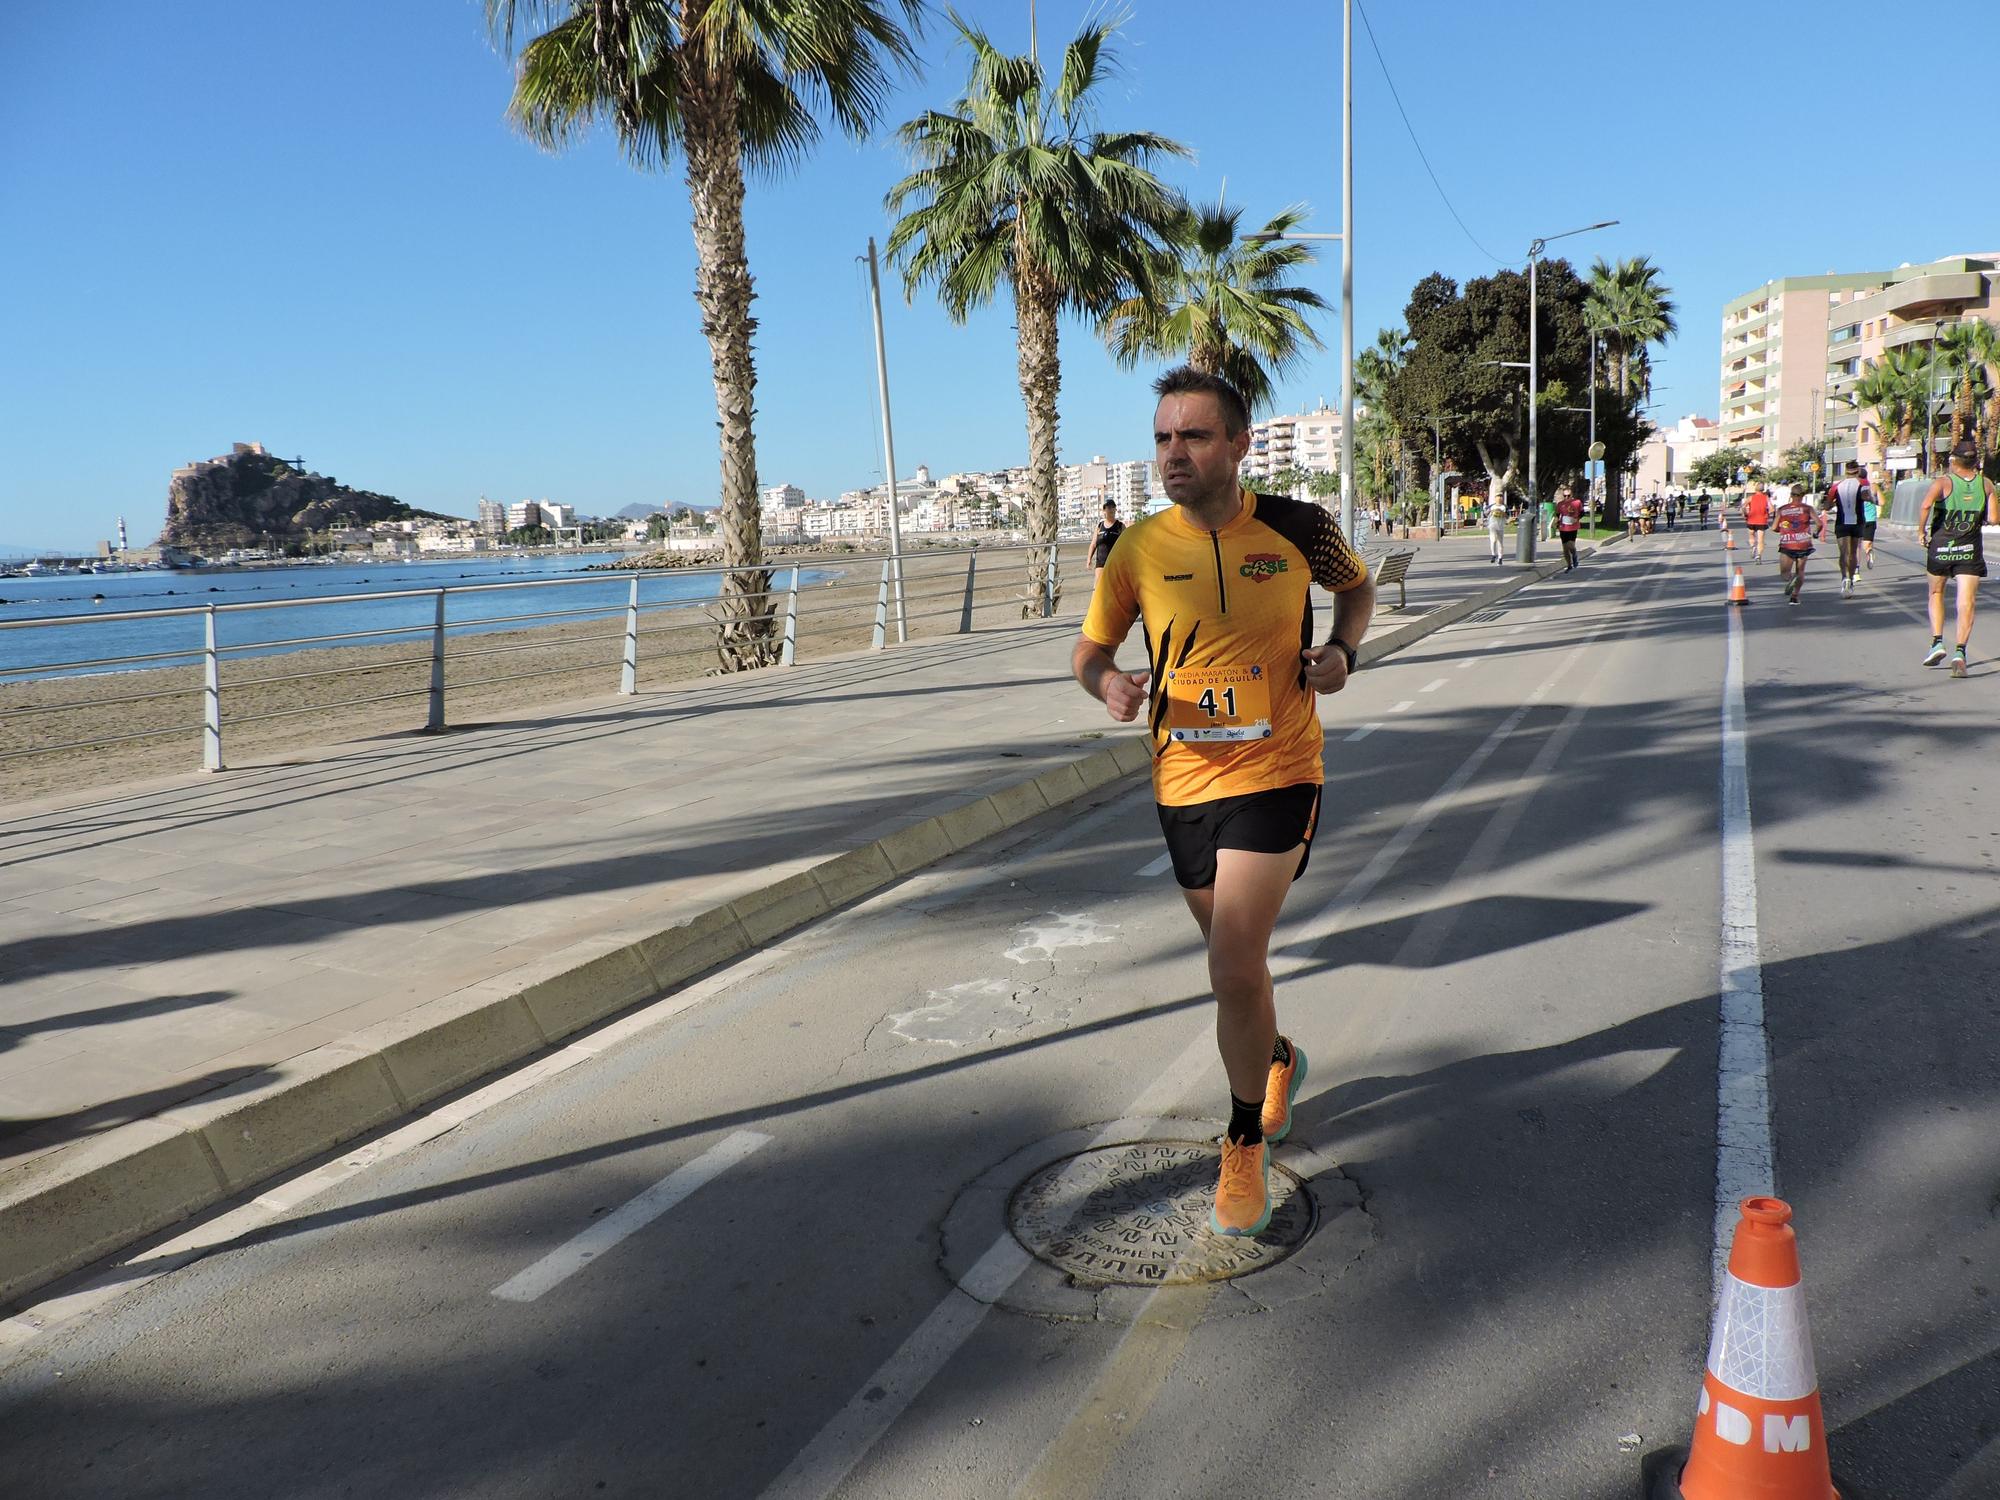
[1733,442,1999,676]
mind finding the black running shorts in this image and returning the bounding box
[1156,782,1321,891]
[1746,523,1769,532]
[1834,522,1864,540]
[1928,531,1988,578]
[1861,522,1877,540]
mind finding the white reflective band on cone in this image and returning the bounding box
[1705,1272,1818,1401]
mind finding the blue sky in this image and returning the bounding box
[4,0,1992,550]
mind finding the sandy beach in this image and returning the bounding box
[0,543,1091,804]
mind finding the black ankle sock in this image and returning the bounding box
[1271,1036,1291,1067]
[1228,1093,1264,1145]
[1934,635,1944,647]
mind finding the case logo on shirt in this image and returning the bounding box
[1239,553,1289,582]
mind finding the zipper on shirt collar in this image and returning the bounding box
[1210,530,1228,613]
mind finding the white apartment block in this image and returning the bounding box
[1241,401,1342,487]
[505,500,543,531]
[1633,415,1723,493]
[476,497,505,537]
[761,483,806,510]
[1719,272,1888,471]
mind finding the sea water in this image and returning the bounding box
[0,554,782,681]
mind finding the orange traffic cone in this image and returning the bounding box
[1645,1198,1861,1499]
[1725,527,1737,550]
[1727,569,1748,606]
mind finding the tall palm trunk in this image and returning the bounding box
[1016,248,1063,616]
[683,52,774,669]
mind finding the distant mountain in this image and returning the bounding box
[159,442,452,549]
[614,504,662,521]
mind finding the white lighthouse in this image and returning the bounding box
[116,516,128,553]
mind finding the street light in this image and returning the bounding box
[1520,219,1618,562]
[1243,0,1355,540]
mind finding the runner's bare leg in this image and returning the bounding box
[1955,574,1979,648]
[1181,846,1298,1104]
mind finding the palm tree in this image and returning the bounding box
[1935,319,2000,456]
[885,13,1188,611]
[1354,326,1409,512]
[1585,255,1678,399]
[1852,346,1927,474]
[1099,200,1327,416]
[488,0,923,669]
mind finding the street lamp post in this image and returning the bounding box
[1520,219,1618,563]
[1241,0,1354,539]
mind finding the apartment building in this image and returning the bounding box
[476,497,505,537]
[1719,273,1891,472]
[1058,456,1154,525]
[1240,401,1342,487]
[1824,253,2000,471]
[1633,414,1723,493]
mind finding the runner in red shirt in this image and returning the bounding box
[1554,486,1585,571]
[1742,485,1773,562]
[1772,484,1823,604]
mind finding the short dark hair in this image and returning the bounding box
[1846,460,1863,473]
[1102,499,1117,510]
[1152,366,1250,436]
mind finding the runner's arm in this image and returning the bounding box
[1988,478,1999,526]
[1303,574,1375,693]
[1072,637,1149,721]
[1917,479,1945,541]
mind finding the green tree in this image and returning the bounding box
[886,13,1188,611]
[1769,438,1824,488]
[1851,347,1927,473]
[1584,255,1678,400]
[1099,199,1326,416]
[488,0,923,669]
[1688,446,1758,492]
[1383,262,1629,511]
[1935,319,2000,458]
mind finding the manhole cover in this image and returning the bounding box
[1007,1138,1316,1287]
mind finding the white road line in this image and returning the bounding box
[1506,623,1527,634]
[1456,659,1476,670]
[492,1131,771,1303]
[1343,723,1380,743]
[1716,557,1775,1294]
[1388,699,1414,713]
[1420,678,1448,693]
[762,553,1684,1500]
[1136,851,1174,878]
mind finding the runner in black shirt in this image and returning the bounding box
[1090,500,1125,589]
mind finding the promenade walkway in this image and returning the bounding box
[0,536,1555,1302]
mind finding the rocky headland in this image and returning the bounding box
[160,442,446,549]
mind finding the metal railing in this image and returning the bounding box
[0,540,1084,774]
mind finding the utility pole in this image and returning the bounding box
[1339,0,1355,543]
[865,237,908,642]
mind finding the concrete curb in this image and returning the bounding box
[0,555,1584,1309]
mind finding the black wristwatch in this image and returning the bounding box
[1328,636,1358,672]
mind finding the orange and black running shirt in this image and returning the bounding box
[1081,490,1369,807]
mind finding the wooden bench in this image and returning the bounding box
[1370,548,1417,610]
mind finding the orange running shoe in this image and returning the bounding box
[1262,1036,1308,1143]
[1210,1136,1272,1237]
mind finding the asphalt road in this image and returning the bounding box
[1,532,1993,1499]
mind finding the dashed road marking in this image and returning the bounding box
[491,1131,771,1303]
[1343,722,1381,743]
[1388,700,1414,713]
[1136,851,1174,878]
[1421,678,1447,693]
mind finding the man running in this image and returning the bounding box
[1773,482,1823,603]
[1075,366,1375,1237]
[1823,461,1875,596]
[1090,499,1125,590]
[1743,482,1773,561]
[1698,492,1711,530]
[1554,484,1584,571]
[1918,439,2000,677]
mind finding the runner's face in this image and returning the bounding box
[1154,394,1250,508]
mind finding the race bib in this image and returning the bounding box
[1163,664,1273,743]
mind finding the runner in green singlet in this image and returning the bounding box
[1917,439,2000,678]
